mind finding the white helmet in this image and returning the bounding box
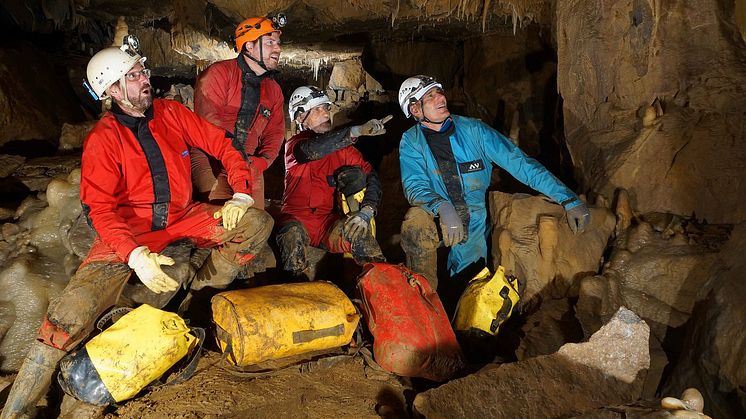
[398,75,442,118]
[86,42,146,100]
[288,86,331,122]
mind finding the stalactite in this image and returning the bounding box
[482,0,491,32]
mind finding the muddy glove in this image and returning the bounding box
[127,246,179,293]
[438,201,465,247]
[565,201,591,234]
[350,115,393,137]
[214,192,254,231]
[344,206,375,241]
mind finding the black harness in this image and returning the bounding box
[112,104,171,231]
[422,119,470,238]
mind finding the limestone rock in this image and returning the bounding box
[0,155,25,178]
[0,257,65,372]
[557,0,746,223]
[515,297,583,360]
[488,192,616,306]
[663,223,746,419]
[164,84,195,110]
[58,121,96,151]
[329,59,366,91]
[13,155,81,192]
[0,43,84,147]
[413,307,650,418]
[576,220,724,342]
[0,207,14,222]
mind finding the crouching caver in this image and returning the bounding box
[277,86,389,276]
[397,75,591,305]
[1,39,272,418]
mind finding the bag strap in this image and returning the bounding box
[151,327,206,388]
[96,307,133,331]
[401,268,439,312]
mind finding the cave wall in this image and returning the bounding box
[557,0,746,223]
[0,42,85,147]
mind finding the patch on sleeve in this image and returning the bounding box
[181,150,189,157]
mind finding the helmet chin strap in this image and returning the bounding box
[416,99,447,125]
[118,76,135,109]
[242,37,268,72]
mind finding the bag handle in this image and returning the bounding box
[401,268,440,313]
[96,307,133,331]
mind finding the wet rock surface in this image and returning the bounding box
[557,0,746,224]
[663,223,746,419]
[413,307,651,418]
[489,191,616,306]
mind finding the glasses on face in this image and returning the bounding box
[310,103,332,113]
[124,68,151,81]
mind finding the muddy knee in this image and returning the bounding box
[240,207,274,243]
[276,221,310,274]
[401,207,439,255]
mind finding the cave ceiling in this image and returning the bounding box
[0,0,553,75]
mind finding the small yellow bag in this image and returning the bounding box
[452,266,520,335]
[58,304,201,405]
[212,281,360,367]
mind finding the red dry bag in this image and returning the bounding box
[356,263,464,381]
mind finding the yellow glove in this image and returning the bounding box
[127,246,179,293]
[213,192,254,231]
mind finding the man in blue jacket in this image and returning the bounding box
[398,75,590,292]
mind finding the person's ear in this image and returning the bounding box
[107,83,122,100]
[409,103,421,119]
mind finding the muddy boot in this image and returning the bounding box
[190,250,241,291]
[1,341,66,419]
[239,244,276,279]
[350,233,386,265]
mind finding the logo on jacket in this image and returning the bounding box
[260,105,271,119]
[459,159,485,173]
[181,150,189,157]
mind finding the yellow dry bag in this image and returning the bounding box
[452,266,520,335]
[58,304,202,405]
[212,281,360,367]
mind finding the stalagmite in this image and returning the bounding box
[615,188,634,238]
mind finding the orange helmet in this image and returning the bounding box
[234,14,286,52]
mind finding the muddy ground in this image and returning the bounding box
[105,352,410,418]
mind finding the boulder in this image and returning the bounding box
[576,219,725,342]
[413,307,650,418]
[663,223,746,419]
[58,122,96,151]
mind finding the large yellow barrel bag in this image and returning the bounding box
[211,281,360,367]
[452,266,520,336]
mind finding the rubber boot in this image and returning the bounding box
[1,341,66,419]
[190,249,241,291]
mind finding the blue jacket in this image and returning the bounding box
[399,115,580,276]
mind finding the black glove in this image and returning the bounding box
[566,202,591,234]
[438,202,465,247]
